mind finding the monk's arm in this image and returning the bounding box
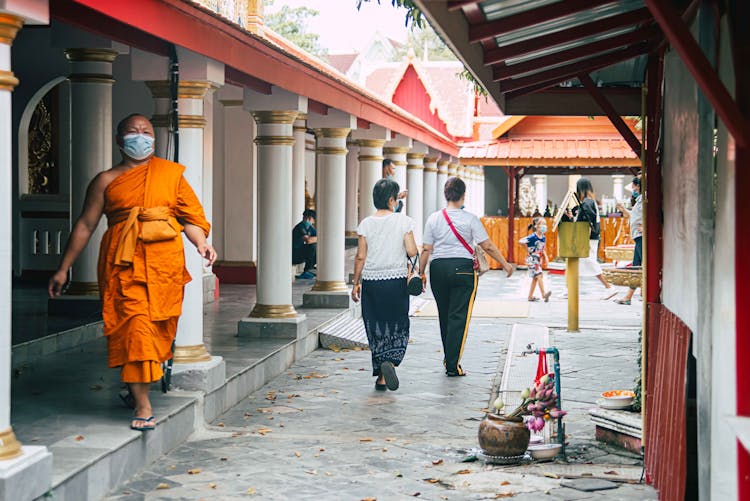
[48,175,106,296]
[183,223,217,265]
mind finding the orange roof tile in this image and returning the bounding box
[459,138,639,161]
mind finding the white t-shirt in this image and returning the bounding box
[357,212,415,280]
[423,208,490,260]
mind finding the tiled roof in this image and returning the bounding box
[326,53,358,75]
[477,96,503,117]
[459,138,639,160]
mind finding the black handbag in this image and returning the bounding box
[407,254,423,296]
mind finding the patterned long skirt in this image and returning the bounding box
[361,277,410,376]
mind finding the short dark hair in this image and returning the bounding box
[444,176,466,202]
[116,113,150,138]
[303,209,316,220]
[576,177,595,200]
[382,158,394,169]
[632,177,641,188]
[373,178,399,210]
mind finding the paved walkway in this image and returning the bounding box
[107,271,657,500]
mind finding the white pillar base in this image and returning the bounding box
[237,314,308,340]
[302,289,353,309]
[170,356,226,393]
[0,446,53,501]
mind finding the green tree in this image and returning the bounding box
[396,26,457,62]
[265,0,327,57]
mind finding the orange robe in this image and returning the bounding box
[97,157,210,383]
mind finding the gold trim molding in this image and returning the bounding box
[255,136,296,146]
[0,427,22,460]
[314,128,351,139]
[316,147,348,155]
[425,156,440,163]
[68,74,115,84]
[151,114,207,129]
[407,153,426,160]
[407,165,424,171]
[66,281,99,296]
[0,14,23,46]
[0,70,19,91]
[438,159,450,166]
[358,155,384,162]
[249,303,298,318]
[357,139,386,148]
[220,99,244,107]
[64,48,118,63]
[252,110,299,124]
[392,160,407,166]
[295,113,308,121]
[383,147,409,155]
[146,80,213,99]
[345,230,358,238]
[311,280,348,292]
[424,167,438,173]
[173,344,212,364]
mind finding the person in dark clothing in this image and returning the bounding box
[292,209,317,279]
[382,159,408,212]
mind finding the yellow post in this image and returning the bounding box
[567,257,579,332]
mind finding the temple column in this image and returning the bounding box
[535,174,548,214]
[344,138,359,238]
[292,114,307,227]
[356,139,385,218]
[448,161,458,178]
[407,143,427,244]
[384,133,412,193]
[303,110,355,308]
[65,48,118,295]
[478,167,486,217]
[0,12,53,500]
[423,154,438,220]
[612,174,625,201]
[437,158,448,209]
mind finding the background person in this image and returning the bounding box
[351,178,418,391]
[48,114,216,431]
[520,217,551,302]
[292,209,317,279]
[419,177,512,377]
[615,176,643,305]
[381,158,407,212]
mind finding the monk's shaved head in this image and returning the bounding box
[116,114,153,138]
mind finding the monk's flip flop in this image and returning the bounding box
[380,362,399,391]
[130,416,155,431]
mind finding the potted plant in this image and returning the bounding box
[478,374,566,457]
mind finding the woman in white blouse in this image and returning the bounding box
[351,178,418,391]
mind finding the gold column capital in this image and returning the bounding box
[437,159,450,167]
[64,48,118,63]
[383,146,410,155]
[424,167,438,173]
[425,155,440,164]
[407,152,426,161]
[314,128,351,139]
[146,80,213,99]
[251,110,299,124]
[0,70,19,92]
[358,155,384,162]
[357,139,386,148]
[0,14,23,46]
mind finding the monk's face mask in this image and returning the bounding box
[122,133,155,161]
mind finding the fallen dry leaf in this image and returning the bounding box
[266,392,277,401]
[424,478,440,484]
[543,472,560,479]
[287,394,300,399]
[412,493,421,497]
[168,465,176,470]
[500,481,511,486]
[257,428,273,436]
[232,432,244,438]
[456,469,472,475]
[257,408,273,414]
[325,472,333,476]
[309,372,329,379]
[156,483,170,490]
[187,468,202,475]
[360,438,373,442]
[495,494,515,499]
[314,454,320,458]
[432,459,444,465]
[335,357,344,361]
[319,447,326,452]
[385,437,396,442]
[209,483,217,489]
[604,470,619,475]
[305,470,318,475]
[216,422,225,427]
[220,457,228,461]
[74,435,84,441]
[382,448,388,452]
[361,498,376,501]
[294,451,301,458]
[247,487,256,495]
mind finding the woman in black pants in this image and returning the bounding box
[419,177,513,377]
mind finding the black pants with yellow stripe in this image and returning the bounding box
[429,258,478,375]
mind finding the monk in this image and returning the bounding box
[48,114,216,431]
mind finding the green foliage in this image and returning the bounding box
[394,25,456,61]
[356,0,425,30]
[458,68,488,98]
[265,0,328,57]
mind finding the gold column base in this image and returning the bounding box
[0,427,22,460]
[249,303,298,318]
[311,280,348,292]
[172,344,212,364]
[345,231,358,238]
[66,281,99,296]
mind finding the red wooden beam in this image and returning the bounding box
[225,67,272,95]
[357,118,370,129]
[493,25,660,81]
[469,0,615,43]
[644,49,663,306]
[307,99,329,116]
[645,0,750,147]
[498,42,653,92]
[578,73,642,158]
[448,0,481,11]
[483,7,653,66]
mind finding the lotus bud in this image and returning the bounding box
[521,388,530,400]
[493,396,505,411]
[530,387,537,399]
[540,374,550,385]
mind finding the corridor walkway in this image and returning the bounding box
[107,272,656,500]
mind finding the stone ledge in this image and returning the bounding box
[0,446,52,501]
[303,290,352,309]
[589,407,642,454]
[237,314,308,339]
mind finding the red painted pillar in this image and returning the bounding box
[645,51,664,305]
[507,167,516,264]
[734,2,750,497]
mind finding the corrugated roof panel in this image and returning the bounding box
[481,0,560,21]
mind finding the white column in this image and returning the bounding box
[437,159,448,209]
[384,146,409,191]
[448,161,458,178]
[535,174,548,214]
[312,128,350,292]
[406,150,426,244]
[0,13,22,461]
[344,139,359,237]
[612,174,625,201]
[478,167,486,217]
[423,155,438,221]
[65,48,118,295]
[147,81,215,362]
[292,114,307,227]
[356,139,386,219]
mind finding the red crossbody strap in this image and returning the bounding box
[442,209,474,255]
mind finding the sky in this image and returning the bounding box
[265,0,411,54]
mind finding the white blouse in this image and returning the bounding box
[357,212,415,280]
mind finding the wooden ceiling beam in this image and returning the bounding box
[492,25,660,81]
[469,0,616,43]
[447,0,481,11]
[483,7,653,65]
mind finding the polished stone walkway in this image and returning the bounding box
[107,272,657,500]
